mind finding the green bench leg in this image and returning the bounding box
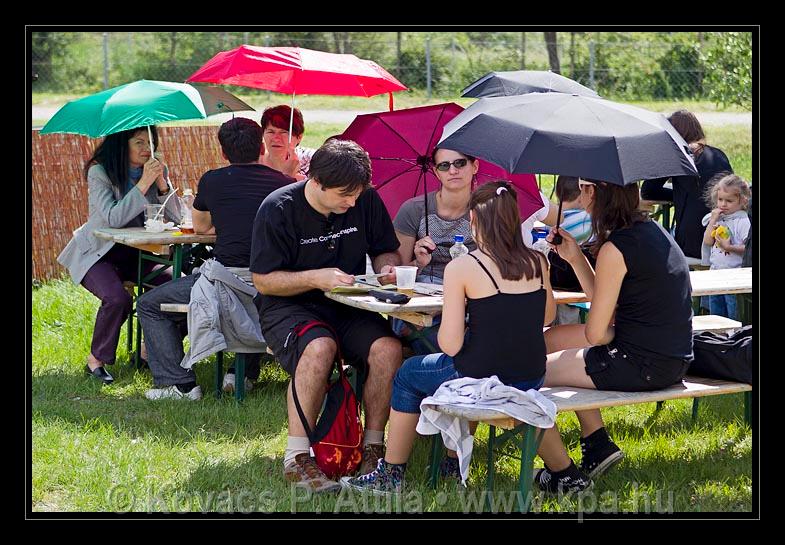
[235,354,246,402]
[214,351,224,398]
[485,425,497,512]
[429,435,444,489]
[744,391,751,426]
[692,398,700,422]
[656,401,665,412]
[517,425,541,513]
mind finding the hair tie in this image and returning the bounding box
[496,186,508,196]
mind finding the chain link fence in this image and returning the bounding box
[31,31,734,102]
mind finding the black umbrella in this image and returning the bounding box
[438,93,697,187]
[461,70,600,98]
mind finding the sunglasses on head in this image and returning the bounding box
[578,179,596,190]
[434,158,469,172]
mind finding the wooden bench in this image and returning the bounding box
[160,303,270,401]
[427,376,752,513]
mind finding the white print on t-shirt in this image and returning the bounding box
[300,226,359,245]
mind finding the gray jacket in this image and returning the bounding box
[181,259,266,370]
[57,164,183,284]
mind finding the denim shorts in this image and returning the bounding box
[391,352,545,413]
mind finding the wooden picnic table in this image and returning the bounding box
[325,267,752,327]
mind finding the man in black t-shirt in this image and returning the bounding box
[137,118,293,401]
[250,139,402,493]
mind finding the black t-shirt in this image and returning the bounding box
[193,164,294,267]
[641,145,733,258]
[608,220,693,361]
[250,181,400,308]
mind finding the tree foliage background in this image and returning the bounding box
[31,30,753,107]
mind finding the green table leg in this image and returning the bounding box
[135,251,144,369]
[692,398,700,423]
[662,203,672,231]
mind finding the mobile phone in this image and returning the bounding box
[369,289,410,305]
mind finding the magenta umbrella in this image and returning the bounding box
[341,103,543,229]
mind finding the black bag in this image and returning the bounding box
[548,246,596,291]
[688,325,752,384]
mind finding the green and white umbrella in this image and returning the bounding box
[40,79,254,138]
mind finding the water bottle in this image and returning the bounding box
[180,188,194,233]
[449,234,469,260]
[532,229,551,257]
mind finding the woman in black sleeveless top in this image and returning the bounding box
[535,179,693,491]
[343,181,560,495]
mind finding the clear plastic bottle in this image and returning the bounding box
[180,188,194,233]
[532,229,551,257]
[449,234,470,260]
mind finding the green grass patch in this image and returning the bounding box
[32,279,752,513]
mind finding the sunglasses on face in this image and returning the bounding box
[434,158,469,172]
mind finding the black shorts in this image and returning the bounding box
[584,341,691,391]
[261,298,396,376]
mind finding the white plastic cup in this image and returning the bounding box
[144,203,165,232]
[394,266,418,294]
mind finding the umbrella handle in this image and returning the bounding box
[552,198,564,245]
[288,90,295,146]
[148,125,175,194]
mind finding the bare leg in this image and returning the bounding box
[545,324,589,353]
[537,425,572,472]
[382,410,420,464]
[87,353,105,370]
[362,336,402,432]
[287,337,336,438]
[545,348,606,439]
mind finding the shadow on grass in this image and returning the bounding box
[32,357,292,443]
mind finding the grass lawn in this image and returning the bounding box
[32,279,752,513]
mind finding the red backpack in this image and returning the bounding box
[290,321,364,478]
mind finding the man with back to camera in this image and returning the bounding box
[137,117,294,400]
[250,139,403,492]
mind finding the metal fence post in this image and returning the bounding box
[103,32,109,90]
[426,36,432,99]
[589,41,595,90]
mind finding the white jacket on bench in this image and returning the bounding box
[417,376,557,485]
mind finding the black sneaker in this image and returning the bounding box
[579,436,624,478]
[534,462,593,494]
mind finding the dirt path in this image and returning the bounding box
[31,107,752,128]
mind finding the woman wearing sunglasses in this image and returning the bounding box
[537,178,694,489]
[391,147,479,354]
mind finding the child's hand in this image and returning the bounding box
[710,208,722,222]
[717,235,732,251]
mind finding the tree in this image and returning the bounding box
[544,31,560,73]
[702,32,752,109]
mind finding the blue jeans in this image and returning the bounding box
[708,294,738,320]
[391,352,545,413]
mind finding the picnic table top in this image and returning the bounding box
[94,227,216,247]
[325,267,752,326]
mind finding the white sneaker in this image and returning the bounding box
[222,373,254,394]
[145,385,202,401]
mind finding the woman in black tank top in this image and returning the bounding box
[344,182,571,495]
[532,179,693,491]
